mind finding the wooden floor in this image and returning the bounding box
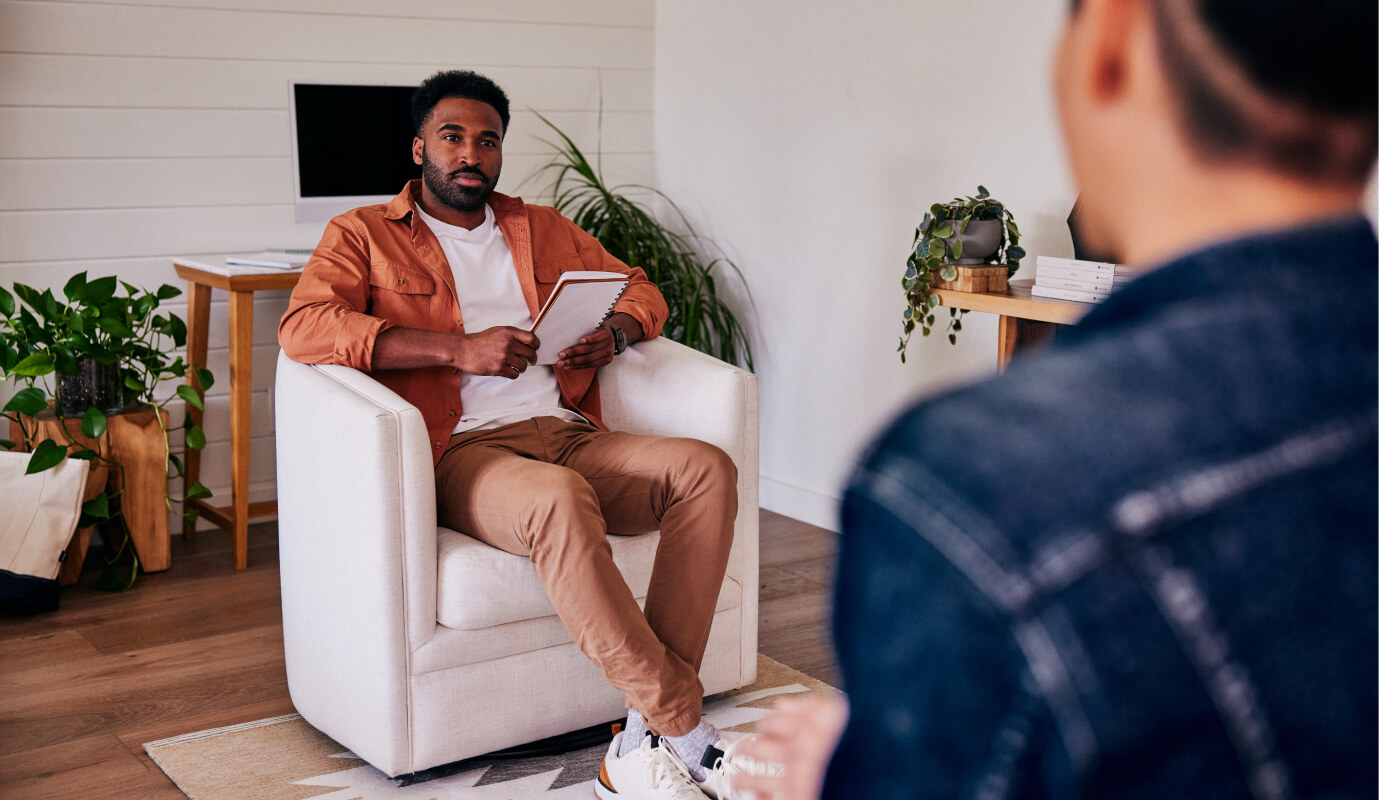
[0,510,838,799]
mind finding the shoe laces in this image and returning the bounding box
[707,736,784,798]
[643,738,706,798]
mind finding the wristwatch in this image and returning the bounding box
[611,325,628,356]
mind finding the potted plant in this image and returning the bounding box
[536,116,755,370]
[899,185,1026,361]
[0,273,213,590]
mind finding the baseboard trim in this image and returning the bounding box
[759,476,840,532]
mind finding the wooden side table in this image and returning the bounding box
[173,258,301,569]
[934,278,1089,369]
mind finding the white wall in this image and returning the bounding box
[1,0,655,522]
[655,2,1074,530]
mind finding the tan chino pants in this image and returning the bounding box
[434,416,737,736]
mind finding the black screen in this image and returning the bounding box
[293,83,420,198]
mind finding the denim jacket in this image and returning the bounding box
[826,216,1378,799]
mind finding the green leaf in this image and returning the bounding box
[82,493,111,519]
[927,293,941,309]
[124,375,144,392]
[186,481,212,500]
[25,439,66,473]
[949,333,958,345]
[84,275,119,305]
[12,351,55,377]
[185,423,206,451]
[69,448,98,460]
[3,387,48,416]
[0,439,14,451]
[176,384,205,411]
[81,406,107,439]
[62,272,88,303]
[195,367,215,392]
[156,283,182,300]
[952,239,965,259]
[933,223,954,239]
[0,285,13,317]
[940,265,958,282]
[903,307,913,321]
[977,185,990,199]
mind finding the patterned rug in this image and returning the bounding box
[145,654,837,799]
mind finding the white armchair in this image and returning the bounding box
[273,338,759,777]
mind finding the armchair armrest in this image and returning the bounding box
[274,351,438,770]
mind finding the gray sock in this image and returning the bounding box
[665,719,719,782]
[619,709,649,758]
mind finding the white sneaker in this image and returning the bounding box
[692,734,784,800]
[597,729,707,800]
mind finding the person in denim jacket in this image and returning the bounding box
[734,0,1377,798]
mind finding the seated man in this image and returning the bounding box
[279,69,744,800]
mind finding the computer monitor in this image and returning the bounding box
[290,82,421,224]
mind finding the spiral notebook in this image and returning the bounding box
[530,271,631,364]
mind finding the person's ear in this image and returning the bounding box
[1070,0,1149,108]
[412,136,424,167]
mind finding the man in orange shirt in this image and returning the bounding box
[280,70,744,800]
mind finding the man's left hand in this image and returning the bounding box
[557,312,642,370]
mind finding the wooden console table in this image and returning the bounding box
[173,258,301,569]
[934,278,1090,369]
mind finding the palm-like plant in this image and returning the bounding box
[536,116,754,370]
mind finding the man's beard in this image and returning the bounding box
[420,146,498,213]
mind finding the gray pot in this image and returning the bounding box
[57,357,124,417]
[943,218,1003,265]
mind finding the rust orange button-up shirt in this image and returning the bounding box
[278,181,668,464]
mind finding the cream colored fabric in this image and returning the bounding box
[274,337,759,778]
[0,453,90,580]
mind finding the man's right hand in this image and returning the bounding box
[454,326,540,379]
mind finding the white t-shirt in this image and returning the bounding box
[416,204,584,435]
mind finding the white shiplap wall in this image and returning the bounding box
[1,0,655,525]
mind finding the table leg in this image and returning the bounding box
[227,289,254,570]
[183,280,211,540]
[997,315,1059,371]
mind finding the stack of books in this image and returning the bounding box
[1032,256,1136,304]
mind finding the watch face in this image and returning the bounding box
[613,326,628,354]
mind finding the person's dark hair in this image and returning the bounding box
[411,70,511,137]
[1148,0,1377,182]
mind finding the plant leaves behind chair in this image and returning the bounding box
[535,115,755,371]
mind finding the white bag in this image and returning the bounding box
[0,452,91,614]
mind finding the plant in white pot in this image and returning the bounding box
[899,185,1025,361]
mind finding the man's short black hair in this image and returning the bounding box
[411,70,511,137]
[1149,0,1377,181]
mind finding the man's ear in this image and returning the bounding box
[412,136,424,166]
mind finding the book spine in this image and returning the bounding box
[1036,264,1114,284]
[1035,255,1118,274]
[1035,277,1112,295]
[1031,285,1107,304]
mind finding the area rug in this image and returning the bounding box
[145,654,838,799]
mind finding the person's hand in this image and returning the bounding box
[557,323,616,370]
[455,326,539,379]
[730,696,848,800]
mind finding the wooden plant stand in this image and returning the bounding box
[8,405,171,585]
[936,265,1010,293]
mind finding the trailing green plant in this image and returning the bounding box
[535,115,754,370]
[899,185,1026,362]
[0,274,213,590]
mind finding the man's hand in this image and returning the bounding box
[557,312,643,370]
[456,326,539,379]
[730,696,848,800]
